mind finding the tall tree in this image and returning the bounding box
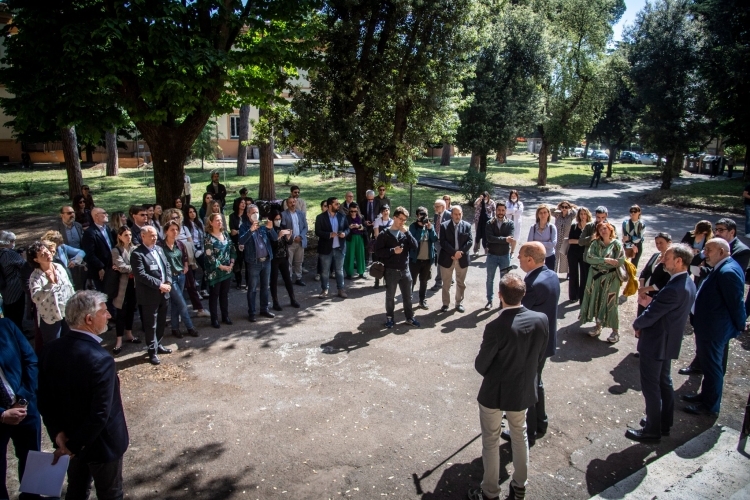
[1,1,317,208]
[105,128,119,176]
[236,105,251,176]
[286,0,480,201]
[627,0,709,189]
[60,126,83,198]
[456,4,548,173]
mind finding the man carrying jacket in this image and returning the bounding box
[408,207,438,310]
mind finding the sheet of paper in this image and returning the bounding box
[19,450,69,497]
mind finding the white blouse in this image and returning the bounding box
[29,263,75,325]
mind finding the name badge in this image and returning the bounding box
[149,264,159,271]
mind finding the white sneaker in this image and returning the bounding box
[196,310,210,318]
[607,331,620,343]
[314,274,321,281]
[318,289,329,299]
[589,324,602,337]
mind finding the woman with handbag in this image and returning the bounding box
[111,226,141,354]
[580,221,625,344]
[28,241,75,348]
[637,233,672,317]
[553,201,576,275]
[527,204,557,270]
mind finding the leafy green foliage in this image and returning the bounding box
[455,167,494,204]
[191,118,222,169]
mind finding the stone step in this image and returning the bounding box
[591,425,749,500]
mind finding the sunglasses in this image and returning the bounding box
[171,215,180,220]
[349,210,357,213]
[561,205,570,209]
[630,210,639,213]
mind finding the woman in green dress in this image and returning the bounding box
[344,202,368,279]
[580,220,625,343]
[204,212,236,329]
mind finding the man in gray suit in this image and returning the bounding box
[131,226,173,365]
[471,273,549,500]
[54,205,86,290]
[282,197,308,286]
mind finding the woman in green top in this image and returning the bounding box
[204,212,236,329]
[160,220,198,339]
[580,220,625,344]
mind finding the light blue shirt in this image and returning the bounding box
[329,212,340,249]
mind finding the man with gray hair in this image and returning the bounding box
[438,205,473,312]
[0,231,26,330]
[432,199,451,290]
[360,189,377,264]
[38,290,128,500]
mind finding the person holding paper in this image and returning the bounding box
[0,317,41,500]
[38,290,129,500]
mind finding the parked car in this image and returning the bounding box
[620,151,641,163]
[592,150,609,160]
[638,153,657,165]
[572,147,584,157]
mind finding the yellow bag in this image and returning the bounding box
[622,259,639,296]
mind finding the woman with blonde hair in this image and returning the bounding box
[527,204,557,269]
[580,220,625,343]
[553,201,576,275]
[108,211,128,234]
[111,225,141,354]
[566,207,592,303]
[681,220,712,256]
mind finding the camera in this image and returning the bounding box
[418,215,429,224]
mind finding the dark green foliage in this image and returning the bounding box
[455,167,493,204]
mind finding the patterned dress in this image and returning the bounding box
[203,231,236,287]
[554,210,576,274]
[580,238,625,329]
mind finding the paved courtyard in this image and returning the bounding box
[7,178,750,499]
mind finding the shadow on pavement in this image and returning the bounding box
[608,353,641,395]
[551,323,621,363]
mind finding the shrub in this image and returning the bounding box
[455,168,493,204]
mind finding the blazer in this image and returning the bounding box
[238,223,277,263]
[485,217,514,256]
[131,244,172,305]
[730,238,750,279]
[359,198,378,223]
[315,211,350,255]
[53,220,84,248]
[438,219,473,268]
[206,181,228,207]
[0,318,38,418]
[522,265,560,358]
[408,222,438,262]
[633,273,696,360]
[692,257,746,343]
[111,246,135,310]
[38,330,129,463]
[475,307,549,411]
[281,209,308,248]
[81,224,115,279]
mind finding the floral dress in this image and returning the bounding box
[580,239,625,329]
[203,231,236,287]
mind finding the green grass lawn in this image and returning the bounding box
[642,176,747,214]
[414,154,660,187]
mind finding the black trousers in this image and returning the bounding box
[0,414,41,500]
[115,279,136,337]
[140,296,168,352]
[66,456,123,500]
[640,354,674,435]
[209,278,231,322]
[232,242,245,286]
[409,259,432,301]
[632,241,644,267]
[526,357,548,439]
[270,256,296,305]
[567,250,589,303]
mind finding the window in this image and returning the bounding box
[230,115,240,139]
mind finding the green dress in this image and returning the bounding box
[203,231,236,286]
[580,238,625,329]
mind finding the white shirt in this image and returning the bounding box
[96,224,111,249]
[290,211,300,238]
[668,270,687,282]
[145,244,166,281]
[70,328,103,344]
[0,365,15,402]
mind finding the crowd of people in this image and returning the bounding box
[0,170,748,500]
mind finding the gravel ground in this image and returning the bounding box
[4,177,749,499]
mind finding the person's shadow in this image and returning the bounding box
[417,445,513,498]
[608,353,641,395]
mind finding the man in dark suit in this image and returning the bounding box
[206,170,227,209]
[484,201,515,309]
[81,208,115,293]
[431,199,452,290]
[683,238,746,417]
[315,197,350,299]
[360,190,377,265]
[38,291,128,500]
[127,205,149,246]
[131,225,173,365]
[470,273,548,500]
[0,318,41,500]
[438,205,473,312]
[501,241,559,446]
[628,244,697,441]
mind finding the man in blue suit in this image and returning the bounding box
[501,241,560,446]
[628,244,697,441]
[0,318,41,500]
[314,197,349,299]
[684,238,746,417]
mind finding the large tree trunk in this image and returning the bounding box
[537,140,549,186]
[660,151,677,190]
[479,154,488,173]
[351,155,374,202]
[236,104,250,176]
[84,144,94,163]
[258,107,275,200]
[583,139,590,159]
[606,146,615,178]
[744,139,750,182]
[440,142,451,166]
[470,151,480,170]
[550,146,559,163]
[105,128,119,177]
[60,126,83,200]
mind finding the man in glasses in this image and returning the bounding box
[128,205,150,246]
[374,185,391,217]
[315,197,349,299]
[82,208,115,294]
[339,191,356,215]
[54,206,87,291]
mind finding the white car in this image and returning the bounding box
[592,150,609,160]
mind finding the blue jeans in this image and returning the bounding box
[246,258,271,315]
[745,204,750,235]
[170,273,194,330]
[319,248,345,291]
[486,253,511,302]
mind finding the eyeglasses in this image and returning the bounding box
[137,213,148,217]
[561,205,570,209]
[630,210,639,213]
[349,210,357,213]
[78,200,86,204]
[396,216,408,222]
[171,215,180,220]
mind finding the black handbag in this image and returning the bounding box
[369,261,385,280]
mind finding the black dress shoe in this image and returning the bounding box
[639,418,670,436]
[683,404,718,417]
[272,302,283,311]
[295,280,306,287]
[456,305,465,313]
[187,329,200,337]
[112,346,122,355]
[625,428,661,442]
[171,329,183,339]
[222,317,233,325]
[149,353,161,365]
[260,311,275,319]
[681,393,703,402]
[211,320,221,329]
[248,315,257,322]
[291,300,300,308]
[157,345,172,354]
[678,366,703,375]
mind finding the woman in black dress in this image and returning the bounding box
[268,210,299,310]
[637,232,673,317]
[566,206,592,303]
[229,198,248,289]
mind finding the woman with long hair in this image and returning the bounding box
[204,212,236,328]
[199,192,213,221]
[151,204,163,236]
[72,194,91,230]
[108,211,128,235]
[174,197,184,211]
[229,197,248,289]
[554,201,576,275]
[681,220,712,256]
[622,204,646,267]
[185,205,209,298]
[506,190,523,255]
[472,191,495,257]
[28,241,74,347]
[204,199,226,229]
[344,202,368,279]
[527,204,557,269]
[566,207,592,303]
[580,221,625,343]
[164,208,210,318]
[268,210,299,310]
[111,226,141,354]
[160,220,199,338]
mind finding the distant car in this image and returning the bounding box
[620,151,641,163]
[592,150,609,160]
[572,147,584,157]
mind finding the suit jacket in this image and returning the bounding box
[359,198,378,223]
[475,307,549,411]
[522,266,560,358]
[281,209,308,248]
[315,211,350,255]
[206,181,228,207]
[53,220,84,249]
[0,318,38,418]
[438,219,473,268]
[131,244,172,305]
[81,224,115,279]
[633,272,696,360]
[730,238,750,279]
[38,330,129,463]
[693,257,746,343]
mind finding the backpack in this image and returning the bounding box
[621,259,639,296]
